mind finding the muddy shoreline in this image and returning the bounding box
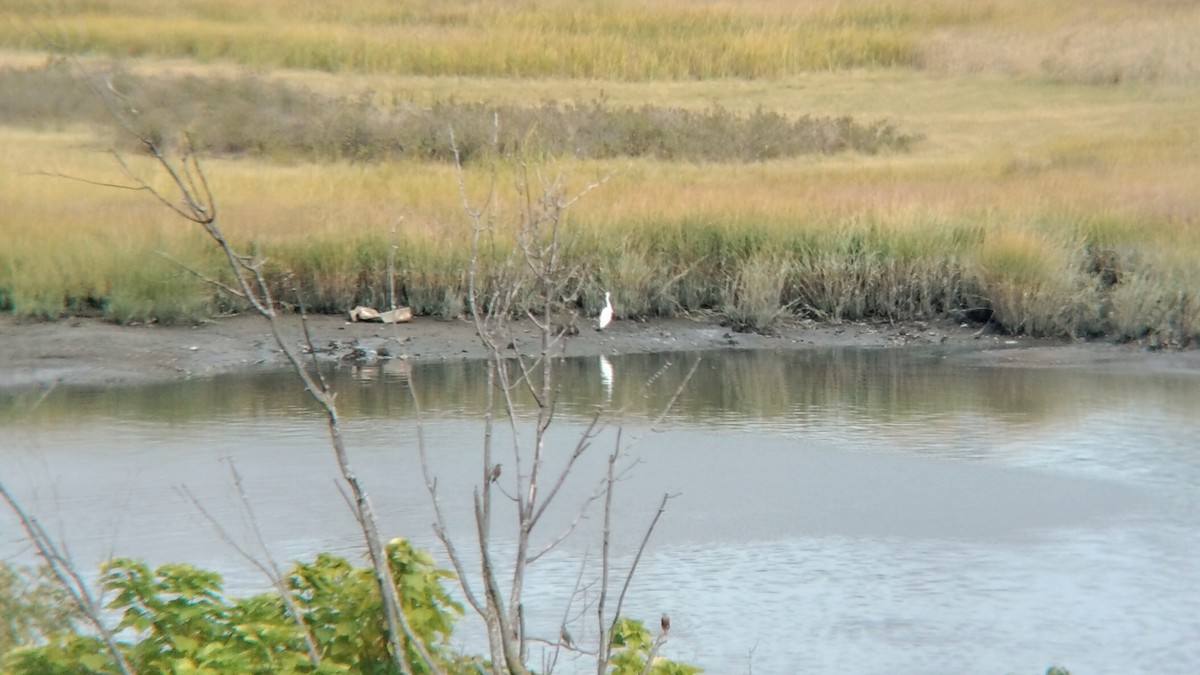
[2,313,1198,392]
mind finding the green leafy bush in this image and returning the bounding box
[0,563,82,665]
[608,618,702,675]
[2,539,467,674]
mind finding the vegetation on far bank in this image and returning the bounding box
[0,65,917,164]
[1,0,1198,346]
[3,122,1195,345]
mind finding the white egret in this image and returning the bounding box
[597,292,613,330]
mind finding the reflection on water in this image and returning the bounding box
[8,346,1198,426]
[3,347,1200,673]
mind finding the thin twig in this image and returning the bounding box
[85,115,432,673]
[611,492,677,635]
[155,250,247,301]
[638,631,669,675]
[177,465,322,667]
[27,169,147,192]
[0,482,134,675]
[650,358,703,430]
[594,437,620,675]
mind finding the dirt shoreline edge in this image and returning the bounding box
[2,313,1198,392]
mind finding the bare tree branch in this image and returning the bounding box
[155,250,247,301]
[176,461,322,667]
[450,122,701,673]
[529,411,603,530]
[408,376,486,618]
[612,492,677,635]
[544,550,594,674]
[27,169,148,192]
[40,65,444,669]
[594,435,621,675]
[638,630,670,675]
[650,358,704,430]
[0,482,134,675]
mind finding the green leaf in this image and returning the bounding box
[78,652,110,671]
[173,633,201,652]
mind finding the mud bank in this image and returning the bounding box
[2,313,1197,392]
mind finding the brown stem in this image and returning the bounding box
[0,483,135,675]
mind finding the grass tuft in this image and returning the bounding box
[722,254,792,333]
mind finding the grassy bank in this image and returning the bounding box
[1,1,1198,345]
[4,123,1196,343]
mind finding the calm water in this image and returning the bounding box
[3,346,1200,674]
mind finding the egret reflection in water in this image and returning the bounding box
[598,354,614,400]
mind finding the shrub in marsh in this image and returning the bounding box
[0,63,110,130]
[2,66,918,164]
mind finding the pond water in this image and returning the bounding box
[3,346,1200,674]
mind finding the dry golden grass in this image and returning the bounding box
[4,0,1199,82]
[1,0,1198,341]
[5,102,1195,336]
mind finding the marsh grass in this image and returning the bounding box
[970,230,1104,338]
[2,1,1199,344]
[105,256,215,324]
[1108,252,1199,349]
[595,244,656,320]
[722,254,792,333]
[0,0,943,79]
[6,0,1199,84]
[3,124,1195,344]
